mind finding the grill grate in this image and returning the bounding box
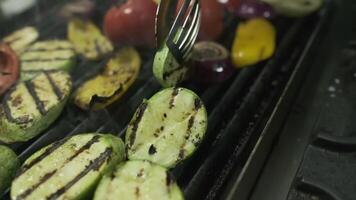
[0,0,329,199]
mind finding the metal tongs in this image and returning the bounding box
[156,0,201,64]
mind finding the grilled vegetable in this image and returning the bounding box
[0,71,72,143]
[191,41,234,84]
[153,43,189,87]
[231,18,276,68]
[0,43,19,95]
[74,47,141,110]
[126,87,207,168]
[68,18,113,60]
[0,145,20,194]
[20,40,76,81]
[261,0,323,17]
[3,26,39,55]
[94,160,184,200]
[11,133,126,200]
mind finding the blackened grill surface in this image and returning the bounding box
[0,0,329,200]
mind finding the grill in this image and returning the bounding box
[0,0,333,199]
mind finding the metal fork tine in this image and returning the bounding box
[178,0,200,50]
[162,0,201,63]
[181,5,201,59]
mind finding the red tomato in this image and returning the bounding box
[177,0,224,41]
[0,43,19,95]
[103,0,157,47]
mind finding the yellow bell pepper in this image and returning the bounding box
[231,18,276,68]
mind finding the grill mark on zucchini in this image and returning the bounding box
[67,135,101,161]
[169,87,180,109]
[129,102,148,148]
[178,113,197,162]
[148,145,157,155]
[44,71,63,100]
[22,57,73,63]
[135,187,140,198]
[15,170,57,200]
[25,47,75,53]
[16,138,70,178]
[46,148,113,200]
[24,81,47,115]
[2,96,33,125]
[163,66,184,81]
[194,98,202,110]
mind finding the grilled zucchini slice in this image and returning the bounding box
[3,26,39,55]
[0,145,20,194]
[74,47,141,110]
[68,18,113,60]
[126,87,207,168]
[20,40,76,81]
[94,160,184,200]
[153,43,189,87]
[11,133,126,200]
[0,71,72,143]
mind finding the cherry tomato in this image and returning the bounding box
[177,0,224,41]
[103,0,157,47]
[0,43,19,95]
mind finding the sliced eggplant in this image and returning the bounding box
[3,26,39,55]
[0,71,72,143]
[20,40,76,81]
[0,145,20,194]
[68,18,113,60]
[74,47,141,110]
[126,87,207,168]
[94,160,184,200]
[11,133,126,200]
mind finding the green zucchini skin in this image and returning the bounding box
[0,145,20,194]
[11,133,126,200]
[0,71,72,143]
[125,87,208,168]
[20,40,76,81]
[94,160,184,200]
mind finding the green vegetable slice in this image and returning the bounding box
[20,40,76,81]
[94,160,184,200]
[0,145,20,194]
[68,18,113,60]
[3,26,39,55]
[0,71,72,143]
[11,133,125,200]
[126,87,207,168]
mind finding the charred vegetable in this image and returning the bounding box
[153,43,189,87]
[94,160,184,200]
[68,18,113,60]
[126,87,207,168]
[0,145,20,194]
[0,71,72,143]
[74,47,141,110]
[191,41,234,84]
[0,43,19,95]
[3,26,39,55]
[20,40,76,81]
[261,0,323,17]
[231,18,276,68]
[11,133,126,200]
